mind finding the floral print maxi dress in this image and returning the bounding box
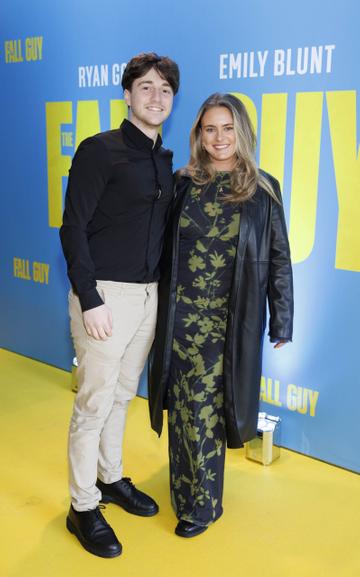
[168,173,240,527]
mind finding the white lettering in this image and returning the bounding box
[258,50,268,77]
[220,45,336,80]
[274,49,285,76]
[296,47,309,75]
[78,66,86,87]
[112,63,120,85]
[100,64,108,86]
[229,53,241,79]
[324,44,336,72]
[310,45,323,74]
[219,54,228,79]
[243,52,248,78]
[286,48,295,76]
[249,52,258,78]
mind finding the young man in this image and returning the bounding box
[60,53,180,558]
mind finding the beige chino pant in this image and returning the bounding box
[68,280,158,512]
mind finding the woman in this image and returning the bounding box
[149,93,293,538]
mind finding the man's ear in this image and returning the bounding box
[124,88,131,107]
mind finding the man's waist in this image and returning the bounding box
[93,269,160,284]
[96,279,158,295]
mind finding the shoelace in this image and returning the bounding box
[93,504,111,528]
[121,477,135,488]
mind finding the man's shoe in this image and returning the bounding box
[66,505,122,558]
[97,477,159,517]
[175,520,208,538]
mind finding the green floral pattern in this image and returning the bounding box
[168,174,240,526]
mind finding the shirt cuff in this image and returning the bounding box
[78,287,104,312]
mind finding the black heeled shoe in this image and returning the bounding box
[175,519,208,538]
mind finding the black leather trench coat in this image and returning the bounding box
[148,172,293,448]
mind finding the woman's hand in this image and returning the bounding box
[273,340,288,349]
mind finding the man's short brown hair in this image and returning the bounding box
[122,52,180,95]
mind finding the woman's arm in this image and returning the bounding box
[267,179,294,342]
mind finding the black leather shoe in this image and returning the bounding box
[175,520,208,538]
[97,477,159,517]
[66,505,122,558]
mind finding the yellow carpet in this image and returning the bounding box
[0,348,359,577]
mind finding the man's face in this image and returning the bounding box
[124,68,174,136]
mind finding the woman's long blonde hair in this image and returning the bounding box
[184,93,277,203]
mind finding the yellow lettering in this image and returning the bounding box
[260,376,266,402]
[259,376,282,406]
[13,258,31,280]
[327,90,360,271]
[297,387,308,414]
[288,92,323,263]
[33,262,49,284]
[110,99,128,129]
[25,37,43,61]
[75,101,101,148]
[37,36,43,60]
[231,92,258,134]
[25,260,31,279]
[25,38,32,60]
[308,389,319,417]
[33,262,40,282]
[46,102,72,228]
[259,93,288,190]
[44,264,49,284]
[5,41,11,63]
[4,39,23,63]
[286,385,319,416]
[13,257,21,276]
[286,384,298,411]
[268,378,282,406]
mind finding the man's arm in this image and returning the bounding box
[60,137,113,340]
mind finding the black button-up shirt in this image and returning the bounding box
[60,119,174,311]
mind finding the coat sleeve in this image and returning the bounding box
[267,180,294,341]
[148,175,190,398]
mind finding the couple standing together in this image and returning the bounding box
[60,52,293,558]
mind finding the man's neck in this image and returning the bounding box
[128,117,159,143]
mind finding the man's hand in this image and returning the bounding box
[83,304,113,341]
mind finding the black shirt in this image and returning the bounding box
[60,119,174,311]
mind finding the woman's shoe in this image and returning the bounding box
[175,520,208,538]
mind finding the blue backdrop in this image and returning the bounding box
[1,0,359,471]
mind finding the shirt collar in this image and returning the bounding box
[121,119,162,151]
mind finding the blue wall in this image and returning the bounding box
[1,0,359,471]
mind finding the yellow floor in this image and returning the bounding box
[0,348,359,577]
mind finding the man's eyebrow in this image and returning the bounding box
[138,79,171,86]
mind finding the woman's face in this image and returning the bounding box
[200,106,237,170]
